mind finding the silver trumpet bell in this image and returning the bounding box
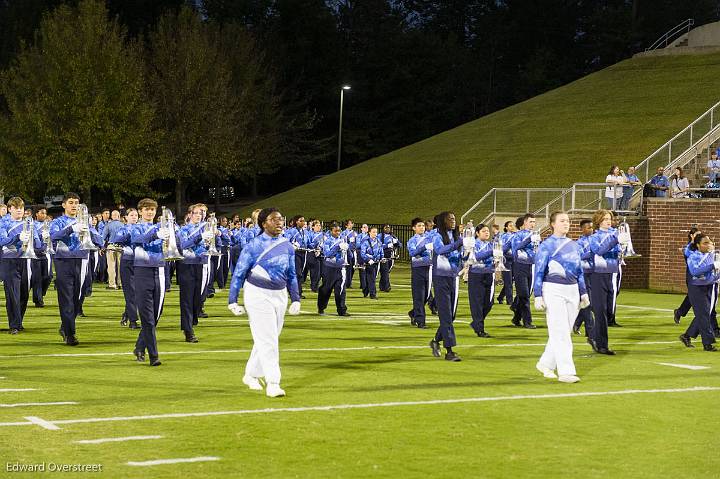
[42,219,55,255]
[204,212,222,257]
[618,219,640,265]
[493,236,509,272]
[78,204,98,251]
[20,217,38,260]
[161,207,184,261]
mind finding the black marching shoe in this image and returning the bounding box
[497,297,504,305]
[679,334,694,348]
[207,293,215,299]
[369,295,378,300]
[65,335,79,346]
[198,311,208,319]
[120,312,128,326]
[185,332,199,343]
[444,351,462,362]
[149,356,162,366]
[417,324,428,329]
[430,306,438,316]
[429,339,441,358]
[59,328,66,341]
[703,344,717,352]
[318,309,325,316]
[587,337,599,353]
[408,311,417,326]
[338,311,351,317]
[476,331,491,338]
[597,347,615,355]
[34,301,44,308]
[129,321,139,330]
[572,325,581,335]
[134,349,146,362]
[523,324,537,329]
[673,309,681,325]
[608,322,622,327]
[9,328,19,335]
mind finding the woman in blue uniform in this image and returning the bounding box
[467,224,494,338]
[379,224,401,292]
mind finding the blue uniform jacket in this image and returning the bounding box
[469,239,494,274]
[431,231,463,277]
[50,215,96,259]
[589,228,620,274]
[111,223,137,260]
[687,250,720,286]
[322,235,347,268]
[131,221,165,268]
[178,222,209,264]
[407,233,432,268]
[577,235,594,274]
[360,236,383,263]
[512,229,536,265]
[533,235,587,297]
[0,219,43,258]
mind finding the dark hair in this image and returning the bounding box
[503,220,513,232]
[580,219,592,227]
[436,211,459,245]
[344,219,353,227]
[690,233,708,251]
[63,192,80,202]
[329,221,341,230]
[688,227,700,242]
[475,223,489,234]
[549,210,566,224]
[411,217,424,227]
[608,165,619,175]
[258,207,280,227]
[515,216,524,230]
[380,223,392,244]
[101,208,110,213]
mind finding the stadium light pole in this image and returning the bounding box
[337,85,351,171]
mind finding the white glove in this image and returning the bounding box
[42,230,50,241]
[617,232,631,246]
[228,303,246,316]
[534,297,546,311]
[292,241,300,249]
[19,231,31,243]
[368,260,375,265]
[530,233,541,244]
[579,294,590,310]
[288,301,301,315]
[349,237,355,243]
[202,231,214,241]
[462,237,475,250]
[156,228,170,240]
[388,243,394,249]
[339,242,349,251]
[71,222,83,233]
[425,243,434,252]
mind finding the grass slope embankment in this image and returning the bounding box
[246,53,720,223]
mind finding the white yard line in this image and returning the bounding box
[0,388,36,392]
[75,435,163,444]
[127,457,220,467]
[617,304,674,312]
[656,362,710,370]
[0,402,77,408]
[3,387,716,430]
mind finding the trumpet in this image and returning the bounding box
[493,236,509,272]
[78,204,98,251]
[20,217,38,259]
[161,207,184,261]
[618,218,640,265]
[203,212,222,257]
[42,219,55,255]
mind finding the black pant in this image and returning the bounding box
[433,275,458,348]
[497,268,513,304]
[31,254,52,304]
[345,251,355,288]
[295,250,308,296]
[685,283,716,346]
[363,263,379,298]
[96,252,107,283]
[512,262,533,326]
[217,247,230,289]
[468,272,494,333]
[317,266,347,314]
[208,256,217,295]
[54,257,84,337]
[2,258,30,329]
[177,262,202,333]
[83,253,95,299]
[379,258,394,292]
[120,255,137,323]
[134,266,165,358]
[409,266,432,326]
[590,272,615,349]
[307,253,322,292]
[230,246,241,274]
[574,273,592,335]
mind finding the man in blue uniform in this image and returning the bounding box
[406,218,433,328]
[511,214,541,329]
[317,223,349,316]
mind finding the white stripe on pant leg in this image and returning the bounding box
[157,267,166,322]
[79,258,88,300]
[340,267,346,295]
[489,277,495,306]
[26,259,32,292]
[46,253,51,275]
[201,262,209,295]
[93,251,99,273]
[453,277,460,317]
[427,266,433,300]
[611,272,619,314]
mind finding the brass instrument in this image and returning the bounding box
[161,207,184,261]
[203,212,222,257]
[618,218,640,265]
[42,219,55,255]
[78,204,98,251]
[20,217,38,259]
[493,235,509,272]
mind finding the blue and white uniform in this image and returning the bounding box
[341,228,358,288]
[684,250,720,347]
[307,229,324,292]
[228,232,300,386]
[286,225,311,297]
[30,219,53,306]
[407,233,434,328]
[573,234,594,335]
[588,227,620,351]
[359,235,383,299]
[468,239,494,335]
[111,222,138,326]
[317,234,348,315]
[496,231,514,304]
[379,232,401,292]
[431,230,464,350]
[511,229,537,327]
[533,235,587,377]
[177,221,209,336]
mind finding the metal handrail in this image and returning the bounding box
[646,18,694,51]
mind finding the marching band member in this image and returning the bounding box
[50,192,92,346]
[0,197,42,334]
[510,214,541,329]
[317,222,349,316]
[533,211,589,383]
[31,207,53,308]
[229,218,245,275]
[102,210,124,290]
[227,207,301,398]
[307,220,324,292]
[496,220,516,305]
[94,209,110,284]
[217,216,231,290]
[356,224,369,293]
[679,233,720,351]
[406,218,433,329]
[573,219,594,336]
[177,203,215,343]
[674,227,700,325]
[112,208,139,329]
[467,224,494,338]
[588,209,629,355]
[131,198,172,366]
[341,219,357,289]
[285,215,310,299]
[428,211,466,362]
[379,224,401,292]
[360,226,383,300]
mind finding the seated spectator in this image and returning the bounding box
[647,166,670,197]
[622,166,641,209]
[671,167,690,198]
[708,152,720,184]
[605,165,625,210]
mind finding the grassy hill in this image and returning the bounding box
[244,53,720,224]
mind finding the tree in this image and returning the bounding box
[0,0,158,203]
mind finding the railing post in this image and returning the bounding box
[571,187,576,212]
[690,124,693,146]
[561,192,566,211]
[669,143,672,162]
[493,190,497,216]
[526,190,530,212]
[712,108,714,129]
[645,161,649,184]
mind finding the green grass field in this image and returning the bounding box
[244,52,720,223]
[1,265,719,478]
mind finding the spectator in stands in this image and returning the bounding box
[648,167,670,197]
[605,165,625,210]
[708,152,720,184]
[671,167,690,198]
[622,166,641,209]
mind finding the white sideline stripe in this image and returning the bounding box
[657,362,710,370]
[0,377,5,379]
[127,456,220,467]
[24,416,60,430]
[0,388,36,392]
[2,387,716,430]
[0,341,681,359]
[75,435,163,444]
[0,402,77,408]
[617,304,673,312]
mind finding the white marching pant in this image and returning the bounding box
[538,282,580,376]
[243,282,288,384]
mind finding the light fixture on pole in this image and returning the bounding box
[337,85,351,172]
